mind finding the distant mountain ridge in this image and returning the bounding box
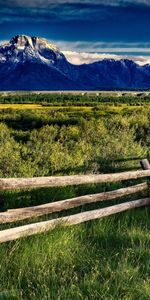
[0,35,150,91]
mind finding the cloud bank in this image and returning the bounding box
[56,40,150,53]
[1,0,150,24]
[63,51,150,65]
[1,0,150,8]
[0,0,150,48]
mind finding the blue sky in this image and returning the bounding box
[0,0,150,56]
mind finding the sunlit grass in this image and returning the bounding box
[0,104,42,110]
[0,103,144,112]
[0,104,91,111]
[1,206,150,300]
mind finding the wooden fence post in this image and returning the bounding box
[140,159,150,195]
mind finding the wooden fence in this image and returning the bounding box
[0,159,150,244]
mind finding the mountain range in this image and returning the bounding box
[0,35,150,91]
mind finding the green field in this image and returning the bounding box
[1,94,150,299]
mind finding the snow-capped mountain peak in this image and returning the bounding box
[0,35,63,66]
[10,35,60,52]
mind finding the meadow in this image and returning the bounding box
[0,94,150,299]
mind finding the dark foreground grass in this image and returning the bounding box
[1,206,150,300]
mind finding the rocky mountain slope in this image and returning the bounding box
[0,35,150,90]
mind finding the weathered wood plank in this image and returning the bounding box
[0,182,147,224]
[0,169,150,190]
[0,197,150,243]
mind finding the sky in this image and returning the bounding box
[0,0,150,64]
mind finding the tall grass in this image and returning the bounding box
[0,184,150,300]
[0,207,150,300]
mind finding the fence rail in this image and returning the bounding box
[0,197,150,244]
[1,169,150,190]
[0,182,147,224]
[0,159,150,243]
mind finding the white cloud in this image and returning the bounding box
[55,40,150,53]
[63,50,150,66]
[62,51,115,64]
[0,40,8,45]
